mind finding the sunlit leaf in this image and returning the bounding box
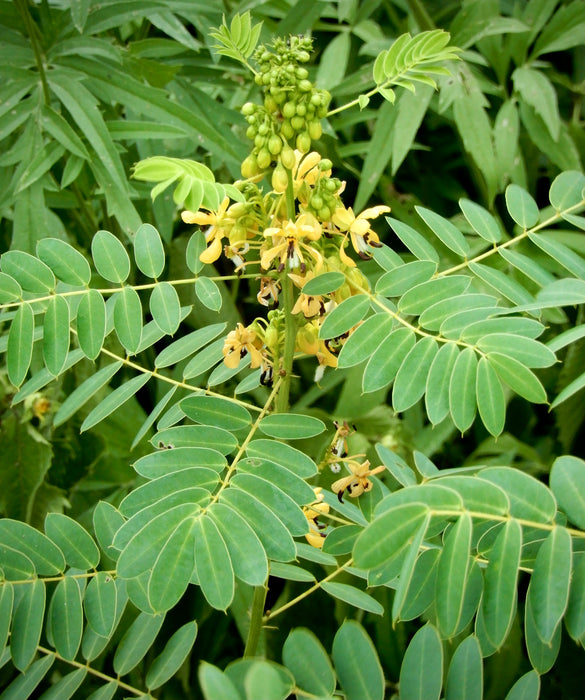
[91,230,130,283]
[393,337,438,412]
[526,526,571,644]
[84,571,117,637]
[0,519,65,575]
[7,302,34,387]
[319,294,370,339]
[150,282,181,335]
[148,517,196,612]
[76,289,106,360]
[476,356,506,437]
[259,413,325,440]
[181,394,252,431]
[45,513,100,570]
[37,238,91,287]
[1,250,55,293]
[113,286,143,354]
[193,515,234,611]
[10,579,46,671]
[436,512,472,638]
[477,519,521,650]
[50,576,83,661]
[134,223,165,279]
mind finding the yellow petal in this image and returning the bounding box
[223,349,241,369]
[331,207,354,231]
[360,205,391,220]
[199,234,223,264]
[338,239,356,267]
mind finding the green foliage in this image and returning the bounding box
[1,1,585,699]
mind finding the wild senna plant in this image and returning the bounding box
[3,9,585,700]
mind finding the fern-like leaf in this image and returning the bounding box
[209,12,263,67]
[370,30,460,106]
[132,156,244,212]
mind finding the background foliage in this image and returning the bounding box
[1,0,585,698]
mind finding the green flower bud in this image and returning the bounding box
[241,154,259,179]
[241,102,256,116]
[281,120,295,140]
[296,68,309,80]
[291,115,305,131]
[318,205,331,221]
[296,103,307,116]
[310,194,323,211]
[264,95,277,112]
[298,79,312,92]
[254,134,266,148]
[280,145,296,170]
[246,126,256,140]
[282,101,297,119]
[257,147,272,170]
[308,120,322,140]
[272,162,288,192]
[296,132,311,154]
[268,134,283,155]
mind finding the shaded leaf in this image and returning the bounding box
[146,620,198,690]
[81,372,150,432]
[53,361,123,427]
[283,628,336,697]
[113,611,165,675]
[398,624,443,700]
[332,620,384,700]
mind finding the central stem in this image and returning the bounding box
[274,168,298,414]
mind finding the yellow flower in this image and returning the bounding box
[303,487,330,548]
[331,460,386,503]
[261,214,323,273]
[296,320,338,368]
[223,323,264,369]
[332,205,390,262]
[257,277,280,307]
[289,270,326,317]
[182,197,232,264]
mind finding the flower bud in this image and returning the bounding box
[257,148,272,170]
[280,145,296,170]
[272,162,288,192]
[308,120,322,140]
[241,154,259,179]
[268,134,283,155]
[241,102,256,116]
[296,132,311,153]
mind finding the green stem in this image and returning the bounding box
[15,0,51,106]
[274,169,298,414]
[243,581,268,657]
